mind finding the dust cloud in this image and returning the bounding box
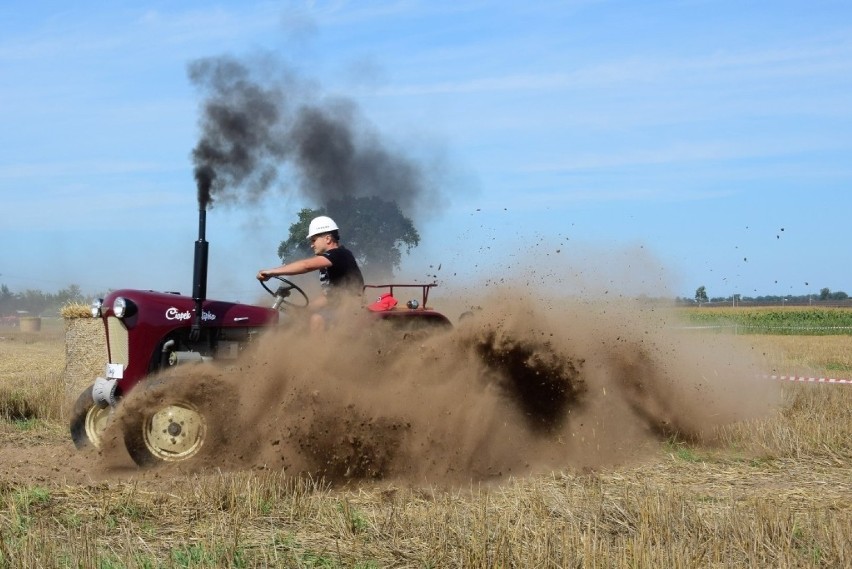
[100,286,781,487]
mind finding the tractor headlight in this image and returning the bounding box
[90,298,104,318]
[113,297,128,318]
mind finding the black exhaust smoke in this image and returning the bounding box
[186,52,453,309]
[188,57,287,333]
[189,57,287,211]
[188,54,443,214]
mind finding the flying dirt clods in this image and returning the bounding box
[99,289,781,486]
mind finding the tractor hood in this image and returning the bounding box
[97,289,279,329]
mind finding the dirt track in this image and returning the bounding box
[0,440,104,486]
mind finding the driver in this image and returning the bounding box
[257,216,364,332]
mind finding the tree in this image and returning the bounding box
[277,208,319,261]
[694,286,709,305]
[18,289,48,315]
[278,196,420,279]
[820,287,831,301]
[57,284,84,304]
[0,284,13,316]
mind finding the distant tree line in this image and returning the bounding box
[0,284,88,318]
[3,281,851,316]
[681,286,850,307]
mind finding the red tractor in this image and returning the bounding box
[69,208,451,467]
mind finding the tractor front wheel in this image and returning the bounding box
[69,385,112,450]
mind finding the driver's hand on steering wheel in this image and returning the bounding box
[256,270,270,282]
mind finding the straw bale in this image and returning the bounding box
[60,302,92,319]
[19,316,42,332]
[63,316,107,402]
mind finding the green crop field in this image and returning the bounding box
[677,306,852,335]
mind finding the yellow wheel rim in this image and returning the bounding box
[84,405,112,448]
[142,403,207,461]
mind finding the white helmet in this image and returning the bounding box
[307,215,339,239]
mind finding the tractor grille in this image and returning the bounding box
[107,317,129,366]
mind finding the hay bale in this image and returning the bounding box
[20,316,41,332]
[63,316,107,402]
[60,302,91,319]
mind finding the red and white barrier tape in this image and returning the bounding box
[762,374,852,385]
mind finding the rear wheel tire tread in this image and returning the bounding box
[121,375,234,468]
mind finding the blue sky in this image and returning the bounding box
[1,1,851,303]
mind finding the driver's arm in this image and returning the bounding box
[257,256,332,280]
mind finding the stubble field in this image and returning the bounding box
[0,305,850,568]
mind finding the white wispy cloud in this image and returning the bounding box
[371,36,852,97]
[0,4,285,64]
[517,135,849,174]
[0,179,191,231]
[0,160,181,180]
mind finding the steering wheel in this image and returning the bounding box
[260,276,310,309]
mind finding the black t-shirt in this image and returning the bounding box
[319,246,364,298]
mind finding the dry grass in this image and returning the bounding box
[743,335,852,375]
[1,455,848,567]
[59,302,92,319]
[0,330,849,567]
[0,323,66,427]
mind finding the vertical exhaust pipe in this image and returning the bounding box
[191,206,209,340]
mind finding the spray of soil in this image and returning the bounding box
[98,286,781,486]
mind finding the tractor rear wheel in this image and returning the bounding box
[121,375,235,468]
